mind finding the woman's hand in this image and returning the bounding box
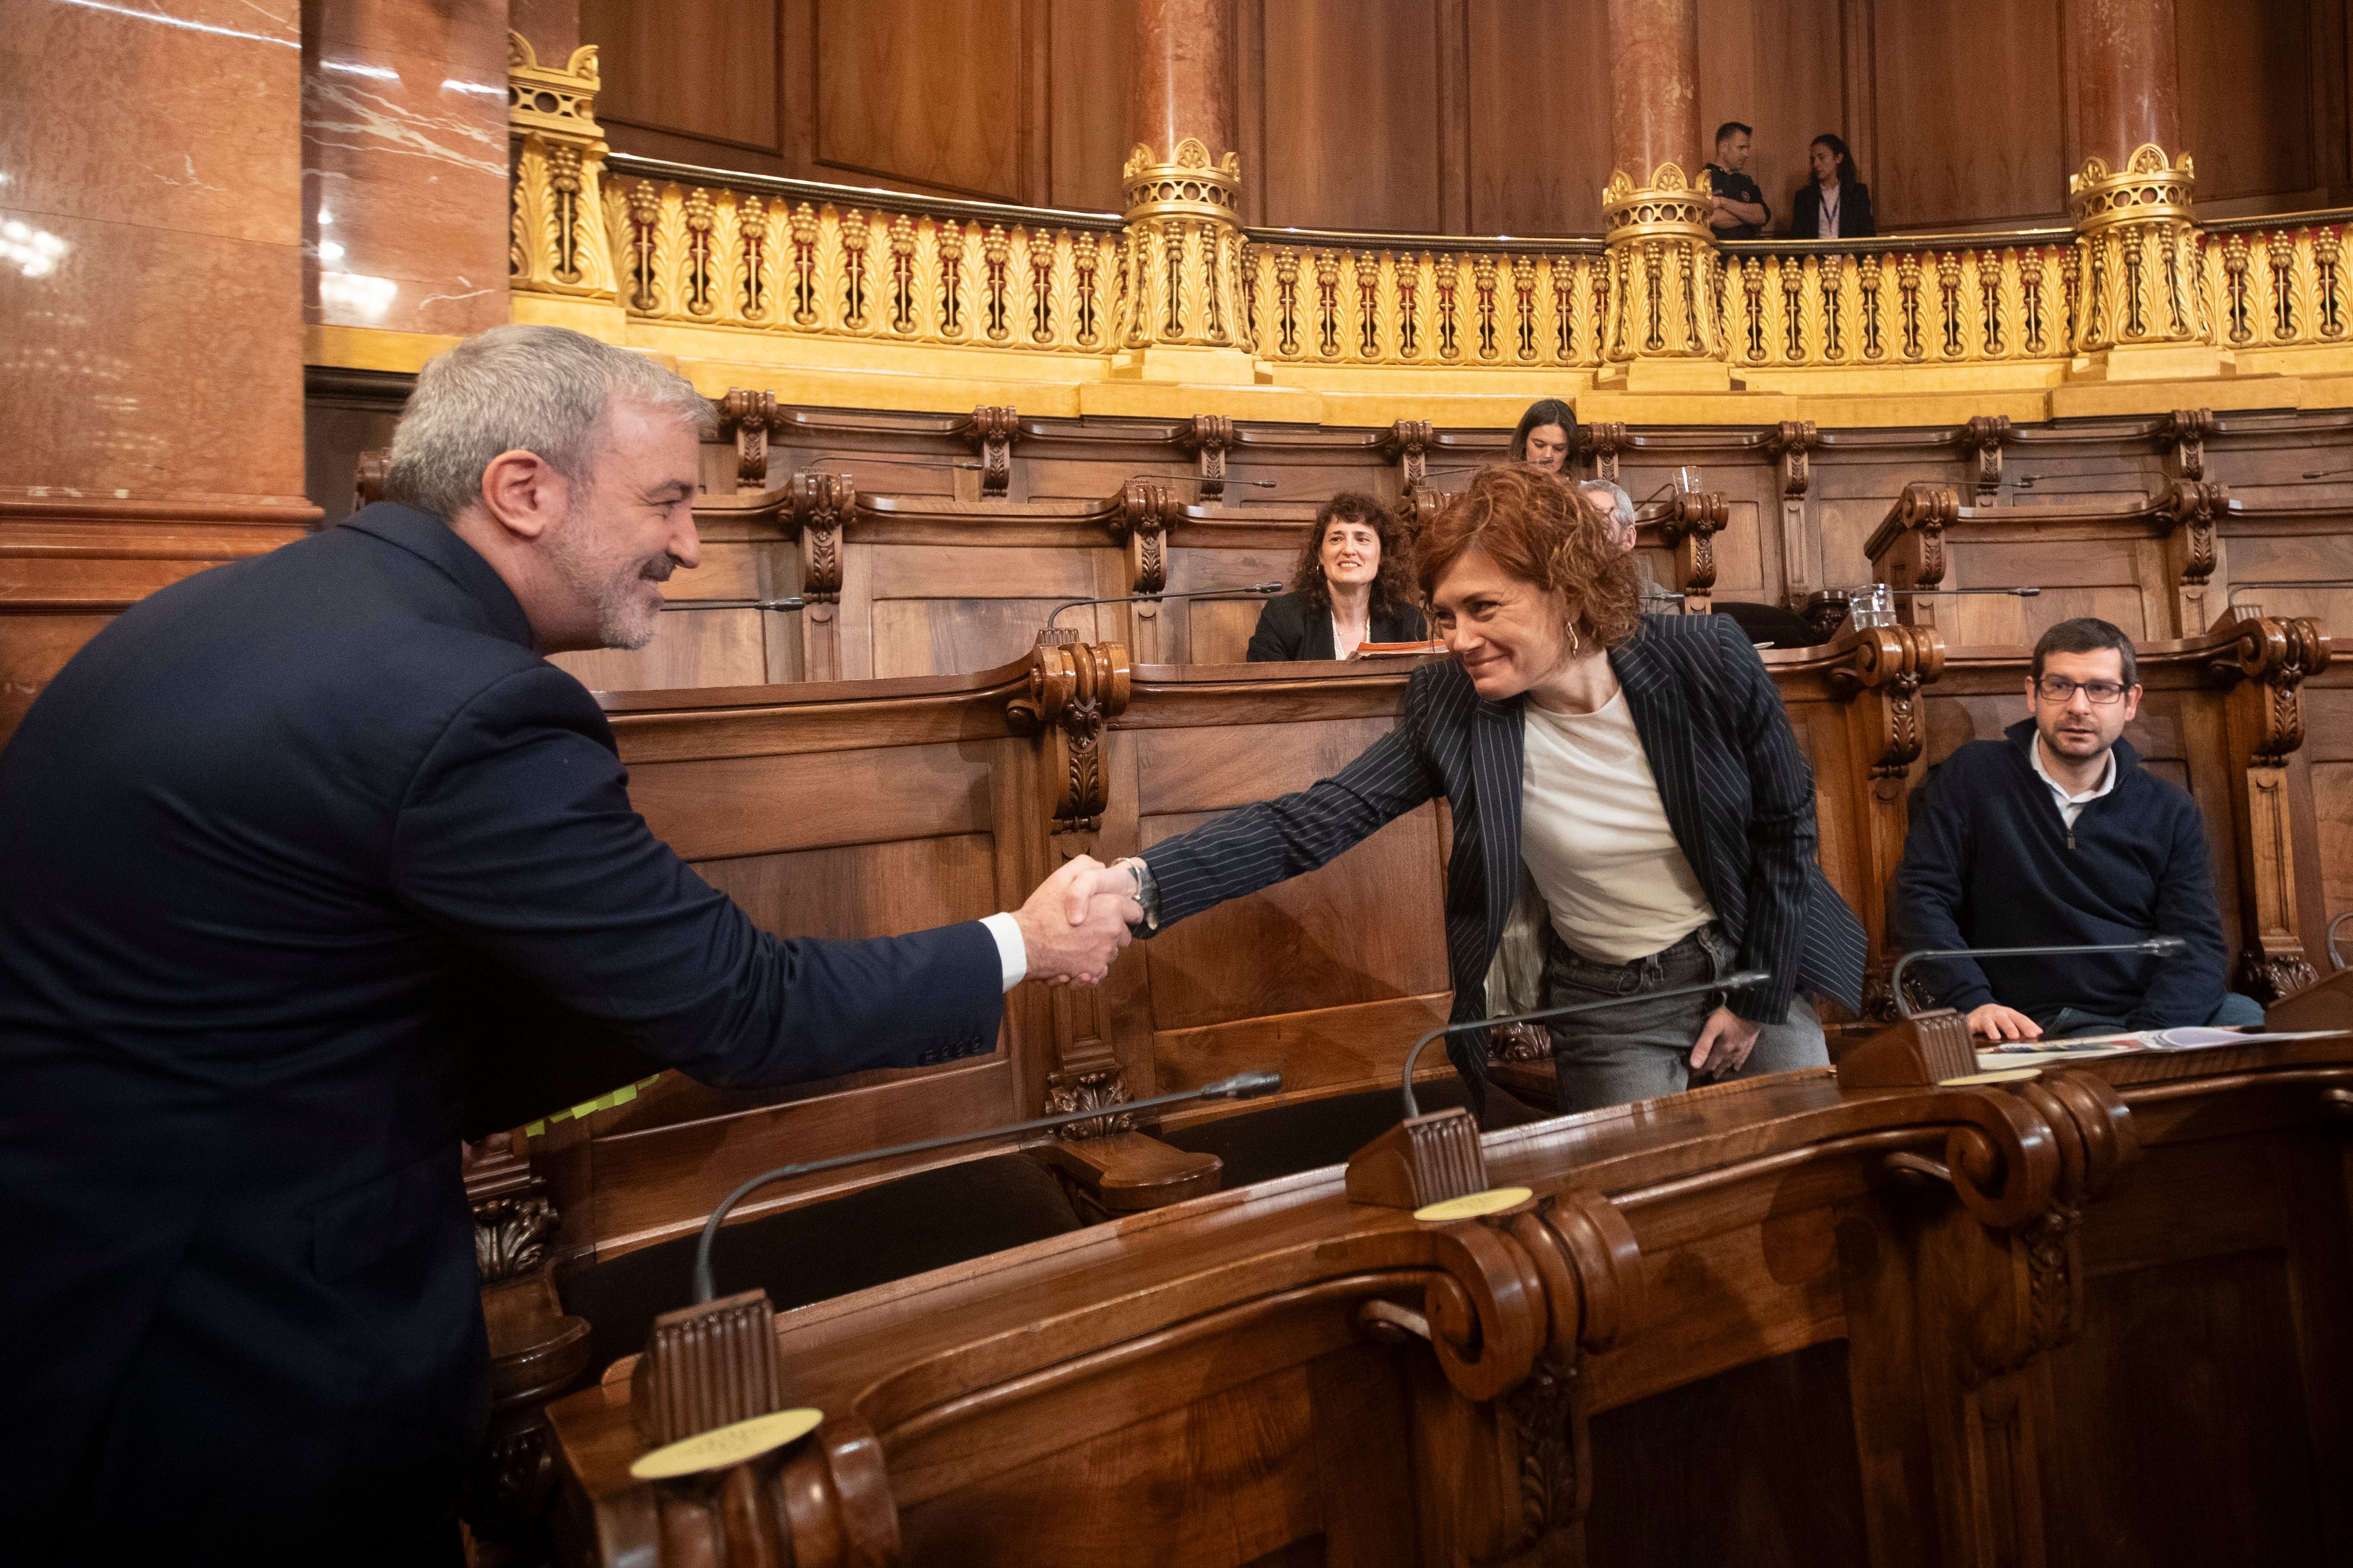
[1689,1006,1762,1078]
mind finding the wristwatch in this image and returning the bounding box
[1117,855,1161,938]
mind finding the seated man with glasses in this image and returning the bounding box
[1895,617,2265,1040]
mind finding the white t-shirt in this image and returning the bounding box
[2029,738,2116,828]
[1520,691,1717,964]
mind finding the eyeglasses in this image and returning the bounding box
[2034,676,2128,704]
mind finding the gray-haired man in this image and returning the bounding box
[0,325,1135,1562]
[1576,479,1681,612]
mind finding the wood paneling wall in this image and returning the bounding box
[583,0,2353,233]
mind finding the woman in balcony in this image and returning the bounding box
[1246,492,1428,662]
[1789,134,1876,239]
[1107,465,1866,1115]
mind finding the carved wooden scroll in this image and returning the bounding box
[466,1134,557,1282]
[1176,413,1235,501]
[1379,418,1434,490]
[1585,421,1629,483]
[1110,479,1184,595]
[1650,491,1728,614]
[1868,482,1961,624]
[2215,611,2333,1000]
[2156,477,2229,630]
[354,449,391,512]
[717,388,777,493]
[961,404,1019,496]
[1828,623,1948,1018]
[2162,406,2216,479]
[1766,419,1818,606]
[784,470,853,603]
[1962,414,2011,504]
[1008,639,1131,834]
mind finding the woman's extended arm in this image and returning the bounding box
[1138,694,1442,928]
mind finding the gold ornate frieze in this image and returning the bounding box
[1243,242,1608,367]
[1115,139,1249,352]
[1598,164,1723,372]
[2068,144,2205,352]
[507,33,617,303]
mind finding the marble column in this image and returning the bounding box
[1115,0,1250,376]
[1135,0,1234,164]
[1604,0,1702,188]
[0,0,317,741]
[302,0,512,363]
[1595,0,1725,390]
[2065,0,2182,170]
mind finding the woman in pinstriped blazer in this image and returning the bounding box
[1109,466,1866,1115]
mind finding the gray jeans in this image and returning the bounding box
[1542,922,1828,1113]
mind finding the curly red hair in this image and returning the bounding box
[1414,465,1641,648]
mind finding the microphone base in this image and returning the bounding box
[1344,1109,1491,1210]
[634,1289,786,1445]
[1836,1009,1979,1090]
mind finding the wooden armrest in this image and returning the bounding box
[1029,1131,1221,1213]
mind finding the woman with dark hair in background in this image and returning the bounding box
[1245,491,1428,661]
[1788,134,1875,238]
[1507,398,1579,474]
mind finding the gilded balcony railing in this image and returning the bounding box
[1715,232,2077,370]
[2199,215,2353,350]
[596,154,1128,353]
[1238,231,1610,368]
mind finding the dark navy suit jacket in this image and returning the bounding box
[0,504,1002,1561]
[1142,615,1866,1103]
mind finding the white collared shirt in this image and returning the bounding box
[2030,739,2116,828]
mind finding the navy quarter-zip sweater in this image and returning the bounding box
[1894,718,2229,1027]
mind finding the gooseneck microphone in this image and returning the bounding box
[1893,586,2043,598]
[661,596,806,613]
[1889,936,2187,1019]
[1045,582,1283,632]
[1398,970,1774,1116]
[1126,472,1279,489]
[689,1069,1282,1303]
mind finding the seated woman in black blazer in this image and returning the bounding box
[1087,465,1864,1115]
[1788,133,1876,239]
[1245,491,1428,661]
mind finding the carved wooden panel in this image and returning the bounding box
[582,0,777,153]
[1870,0,2065,228]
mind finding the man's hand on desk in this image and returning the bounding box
[1013,855,1143,986]
[1965,1003,2043,1042]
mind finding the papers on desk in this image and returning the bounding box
[1974,1026,2340,1071]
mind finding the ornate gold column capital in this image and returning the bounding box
[1596,163,1725,381]
[1600,162,1715,240]
[2064,143,2208,361]
[1119,138,1244,218]
[1114,139,1249,358]
[2068,143,2196,230]
[508,31,622,320]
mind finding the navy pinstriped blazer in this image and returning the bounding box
[1141,614,1866,1102]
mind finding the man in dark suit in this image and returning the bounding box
[0,325,1136,1563]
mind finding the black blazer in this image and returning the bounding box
[0,503,1003,1558]
[1788,182,1876,239]
[1142,615,1866,1103]
[1245,592,1429,661]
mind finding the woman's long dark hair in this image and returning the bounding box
[1810,134,1860,190]
[1290,491,1418,618]
[1507,398,1579,465]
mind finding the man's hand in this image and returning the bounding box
[1689,1006,1762,1077]
[1965,1003,2042,1042]
[1013,855,1142,986]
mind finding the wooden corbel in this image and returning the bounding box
[2161,406,2216,479]
[716,388,777,493]
[354,449,390,512]
[1827,622,1947,778]
[783,470,854,603]
[1007,639,1131,834]
[1109,478,1185,595]
[2212,612,2332,999]
[1765,420,1819,606]
[1585,421,1629,483]
[2156,477,2228,631]
[1175,413,1235,501]
[1867,482,1959,621]
[1827,623,1947,1015]
[1961,414,2010,504]
[1650,492,1727,614]
[960,404,1019,497]
[1379,418,1435,490]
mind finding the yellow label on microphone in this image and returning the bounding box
[629,1407,824,1481]
[1413,1186,1533,1223]
[1937,1067,2042,1087]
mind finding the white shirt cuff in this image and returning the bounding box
[980,912,1026,992]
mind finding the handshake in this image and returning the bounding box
[1009,854,1151,986]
